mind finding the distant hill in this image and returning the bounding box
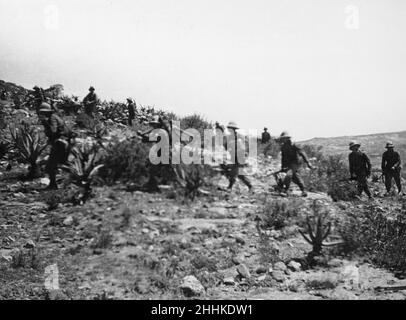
[300,131,406,167]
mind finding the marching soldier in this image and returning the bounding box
[381,142,402,195]
[82,86,99,118]
[38,103,70,190]
[261,127,271,144]
[348,141,373,199]
[138,115,173,192]
[223,121,253,192]
[32,86,46,114]
[278,131,313,197]
[126,98,137,126]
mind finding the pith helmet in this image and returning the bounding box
[89,86,95,91]
[38,102,53,114]
[279,131,291,139]
[127,97,135,103]
[386,142,394,148]
[149,115,161,125]
[264,127,268,131]
[349,141,361,150]
[227,121,239,129]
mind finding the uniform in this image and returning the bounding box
[381,148,402,193]
[280,142,307,192]
[349,149,372,197]
[83,91,99,117]
[42,113,69,189]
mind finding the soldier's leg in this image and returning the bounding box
[384,172,393,193]
[393,169,402,193]
[283,170,293,191]
[291,170,305,192]
[227,166,238,189]
[46,145,58,189]
[238,174,252,190]
[145,164,161,191]
[359,175,372,197]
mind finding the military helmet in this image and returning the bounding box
[226,121,239,129]
[385,141,394,149]
[349,141,361,150]
[279,131,291,139]
[127,97,135,103]
[264,127,268,131]
[38,102,53,114]
[89,86,95,91]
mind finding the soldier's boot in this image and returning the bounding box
[47,174,58,190]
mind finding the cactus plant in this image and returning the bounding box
[299,200,332,257]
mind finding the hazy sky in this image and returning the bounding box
[1,0,406,140]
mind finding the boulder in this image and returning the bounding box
[272,270,286,282]
[287,261,301,272]
[180,276,205,297]
[236,264,251,279]
[273,261,287,271]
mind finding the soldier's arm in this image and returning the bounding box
[298,148,312,168]
[381,153,386,172]
[349,154,354,177]
[364,153,372,174]
[394,152,401,168]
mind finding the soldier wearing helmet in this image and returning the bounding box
[38,102,69,189]
[82,86,99,118]
[381,142,402,195]
[278,131,312,197]
[32,86,46,114]
[261,127,271,144]
[348,141,373,199]
[222,121,253,192]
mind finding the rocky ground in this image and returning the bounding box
[1,156,406,300]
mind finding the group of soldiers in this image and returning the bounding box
[259,127,403,199]
[348,141,402,198]
[14,84,405,197]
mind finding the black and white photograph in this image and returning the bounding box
[1,0,406,305]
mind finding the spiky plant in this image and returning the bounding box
[8,123,47,178]
[61,143,103,202]
[299,200,332,257]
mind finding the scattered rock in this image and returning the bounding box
[255,266,267,274]
[327,258,344,268]
[237,264,251,279]
[63,216,74,226]
[223,277,236,285]
[24,239,36,249]
[232,255,245,265]
[180,276,205,297]
[257,275,267,281]
[141,228,149,234]
[272,270,286,282]
[208,207,227,218]
[234,235,246,245]
[273,261,287,271]
[324,288,358,300]
[287,261,301,272]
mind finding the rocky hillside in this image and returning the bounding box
[1,79,406,300]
